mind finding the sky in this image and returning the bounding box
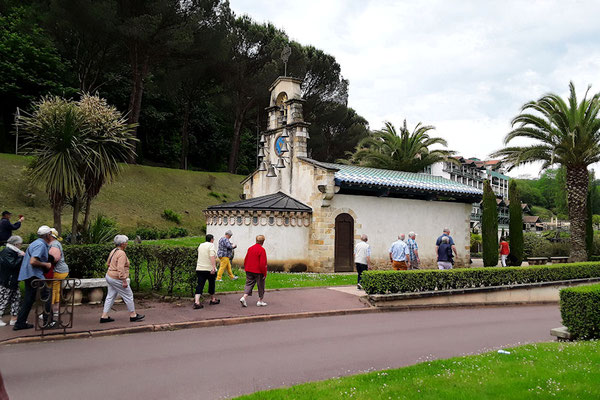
[229,0,600,178]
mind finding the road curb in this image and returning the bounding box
[0,307,379,346]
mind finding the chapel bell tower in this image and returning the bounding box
[256,76,310,177]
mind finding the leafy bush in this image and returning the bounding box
[208,191,221,199]
[523,233,569,258]
[470,233,482,253]
[162,209,182,224]
[83,214,117,244]
[63,244,197,295]
[361,263,600,295]
[560,283,600,339]
[128,226,189,240]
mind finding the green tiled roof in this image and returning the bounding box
[320,162,483,197]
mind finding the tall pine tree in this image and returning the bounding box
[509,180,524,266]
[482,179,499,267]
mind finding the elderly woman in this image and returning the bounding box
[100,235,144,323]
[0,236,24,327]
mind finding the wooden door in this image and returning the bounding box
[334,213,354,272]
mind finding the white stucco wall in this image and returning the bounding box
[330,194,471,268]
[206,223,311,271]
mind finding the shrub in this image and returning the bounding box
[482,180,498,266]
[162,209,182,224]
[63,244,197,295]
[208,191,220,199]
[560,283,600,339]
[509,180,524,265]
[470,233,482,253]
[360,263,600,295]
[83,214,117,244]
[167,227,188,238]
[524,233,554,258]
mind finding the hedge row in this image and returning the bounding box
[560,283,600,340]
[63,244,198,295]
[360,263,600,295]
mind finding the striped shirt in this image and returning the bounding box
[406,238,419,261]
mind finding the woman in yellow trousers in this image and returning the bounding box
[216,230,238,281]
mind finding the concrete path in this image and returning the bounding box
[0,287,369,343]
[1,305,560,400]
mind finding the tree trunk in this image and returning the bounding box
[83,195,93,232]
[179,99,191,170]
[566,165,589,262]
[71,197,82,244]
[50,193,63,236]
[228,100,253,174]
[127,49,149,163]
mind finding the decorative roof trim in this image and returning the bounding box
[205,191,312,213]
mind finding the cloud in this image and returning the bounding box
[229,0,600,177]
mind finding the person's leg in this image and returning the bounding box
[356,263,367,285]
[0,286,9,316]
[437,262,444,270]
[51,272,68,319]
[195,271,208,305]
[501,254,507,267]
[9,288,21,323]
[241,272,257,306]
[102,276,118,318]
[399,261,408,271]
[257,274,266,302]
[216,258,226,280]
[15,278,36,328]
[119,285,137,317]
[207,272,217,302]
[225,257,235,279]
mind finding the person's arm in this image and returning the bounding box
[389,251,393,263]
[452,245,458,257]
[414,248,420,262]
[405,246,410,263]
[210,245,217,273]
[366,246,371,269]
[116,252,129,286]
[30,257,51,271]
[10,221,21,230]
[260,248,267,276]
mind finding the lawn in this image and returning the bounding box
[142,236,205,247]
[137,268,357,295]
[235,341,600,399]
[0,153,244,238]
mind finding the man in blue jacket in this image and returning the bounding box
[0,211,23,245]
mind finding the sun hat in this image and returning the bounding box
[50,228,62,241]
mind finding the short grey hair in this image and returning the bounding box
[7,235,22,246]
[225,230,233,236]
[114,235,129,246]
[443,227,450,233]
[442,236,450,244]
[360,234,368,241]
[408,231,415,238]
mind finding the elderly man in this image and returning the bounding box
[437,236,454,270]
[354,234,371,289]
[407,232,420,270]
[0,211,23,245]
[389,234,410,270]
[436,228,458,258]
[13,225,53,331]
[194,234,220,309]
[240,235,267,307]
[216,230,238,282]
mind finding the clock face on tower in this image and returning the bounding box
[275,136,286,156]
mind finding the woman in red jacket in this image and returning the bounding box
[240,235,268,307]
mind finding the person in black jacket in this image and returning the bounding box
[0,211,23,245]
[0,235,24,327]
[437,236,454,270]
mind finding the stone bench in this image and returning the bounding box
[550,326,572,341]
[550,256,569,264]
[527,257,548,265]
[63,278,130,305]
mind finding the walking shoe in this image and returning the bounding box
[9,320,16,326]
[13,323,34,331]
[257,301,267,307]
[240,297,247,307]
[44,321,57,329]
[130,314,145,322]
[100,317,115,323]
[232,276,239,280]
[357,284,363,290]
[193,303,204,309]
[0,320,6,327]
[216,279,223,282]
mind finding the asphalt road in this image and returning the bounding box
[1,305,560,400]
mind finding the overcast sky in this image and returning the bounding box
[229,0,600,177]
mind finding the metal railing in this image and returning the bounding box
[32,278,81,336]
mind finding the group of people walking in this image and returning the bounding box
[354,228,460,289]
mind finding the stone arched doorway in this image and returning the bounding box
[334,213,354,272]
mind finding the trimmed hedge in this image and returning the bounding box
[361,263,600,295]
[63,244,197,295]
[560,283,600,340]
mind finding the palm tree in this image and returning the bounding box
[19,97,90,234]
[339,120,456,172]
[491,82,600,262]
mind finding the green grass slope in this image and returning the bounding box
[0,153,244,238]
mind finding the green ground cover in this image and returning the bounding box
[142,236,204,247]
[235,341,600,400]
[0,153,244,237]
[138,268,357,296]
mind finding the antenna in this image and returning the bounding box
[281,45,291,76]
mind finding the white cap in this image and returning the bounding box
[37,225,52,236]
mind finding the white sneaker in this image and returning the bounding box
[232,276,239,280]
[9,319,16,326]
[0,320,6,327]
[257,301,267,307]
[240,297,247,307]
[216,279,223,282]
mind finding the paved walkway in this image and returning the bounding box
[0,286,368,343]
[0,305,561,400]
